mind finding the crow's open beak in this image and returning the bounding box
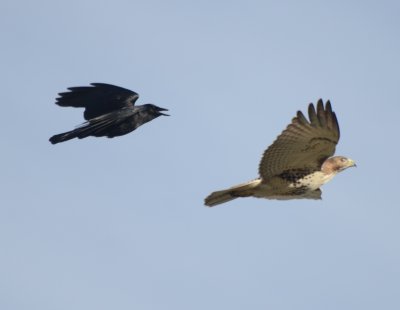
[158,107,169,116]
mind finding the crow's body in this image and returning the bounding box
[49,83,168,144]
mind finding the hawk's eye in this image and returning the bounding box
[340,158,347,162]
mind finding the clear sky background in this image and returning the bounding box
[1,1,399,309]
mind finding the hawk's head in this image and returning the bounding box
[322,156,356,174]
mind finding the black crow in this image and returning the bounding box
[49,83,169,144]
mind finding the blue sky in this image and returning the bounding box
[1,1,399,309]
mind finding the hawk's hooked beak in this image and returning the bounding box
[157,107,169,116]
[348,158,357,168]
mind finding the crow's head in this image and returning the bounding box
[144,104,169,117]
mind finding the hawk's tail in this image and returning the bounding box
[204,179,261,207]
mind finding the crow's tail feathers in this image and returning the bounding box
[204,179,261,207]
[49,130,80,144]
[49,113,121,144]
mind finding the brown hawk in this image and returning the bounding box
[204,99,356,207]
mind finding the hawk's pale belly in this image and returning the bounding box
[249,170,338,200]
[289,171,337,191]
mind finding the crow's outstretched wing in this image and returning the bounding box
[259,100,340,182]
[55,83,139,120]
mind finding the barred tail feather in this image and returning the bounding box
[204,179,261,207]
[204,189,239,207]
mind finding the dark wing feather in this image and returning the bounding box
[259,99,340,181]
[56,83,139,120]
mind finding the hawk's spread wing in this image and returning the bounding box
[259,99,340,181]
[56,83,139,120]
